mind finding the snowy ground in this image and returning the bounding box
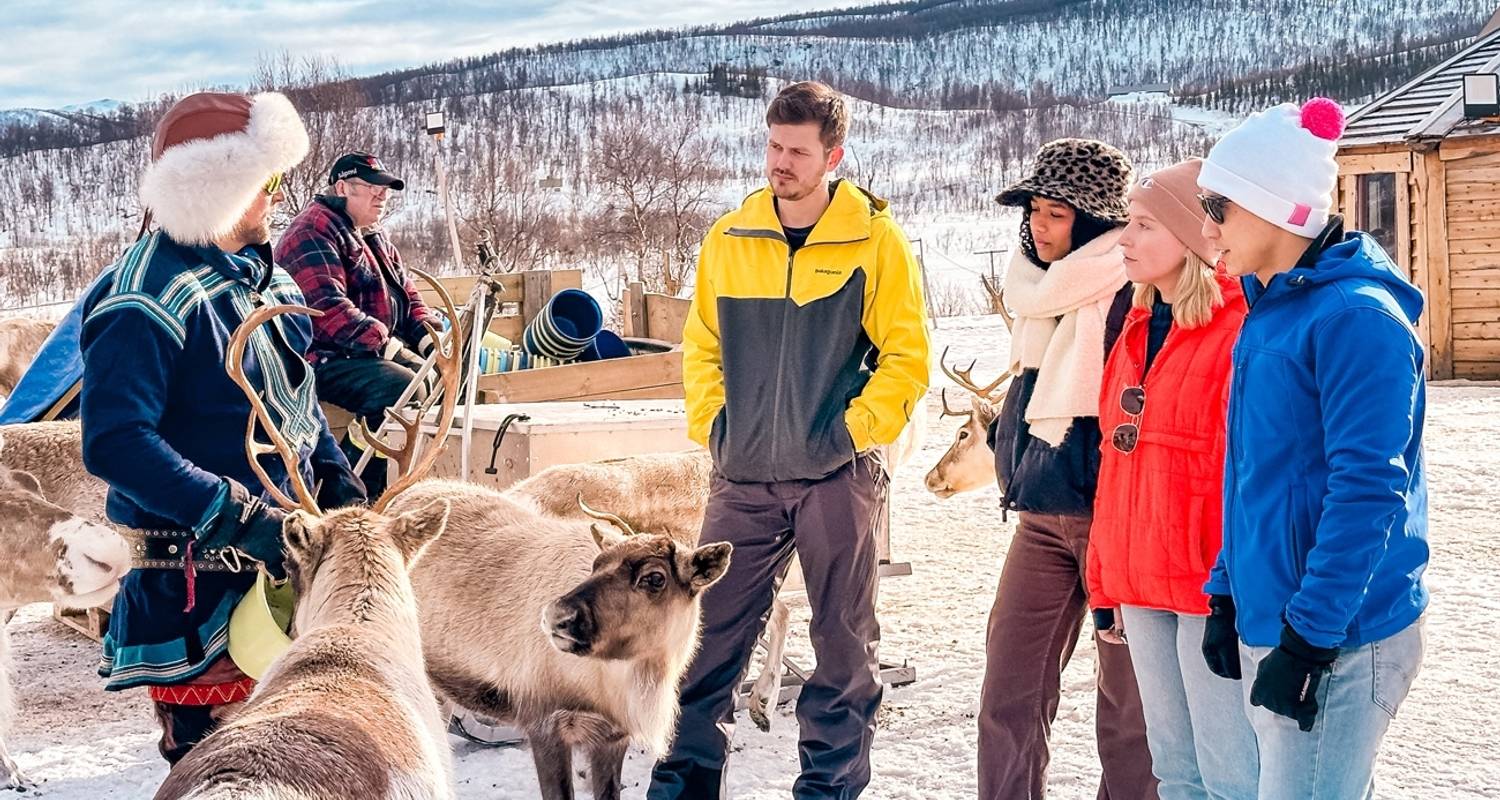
[4,314,1498,798]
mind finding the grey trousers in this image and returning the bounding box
[648,453,888,800]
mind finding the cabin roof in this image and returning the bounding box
[1344,27,1500,147]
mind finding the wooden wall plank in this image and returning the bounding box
[1450,288,1500,309]
[1454,306,1500,323]
[1455,361,1500,380]
[1337,150,1414,175]
[1425,151,1454,378]
[1452,321,1500,338]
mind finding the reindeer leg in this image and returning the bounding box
[0,623,34,791]
[586,735,630,800]
[526,718,574,800]
[748,595,791,733]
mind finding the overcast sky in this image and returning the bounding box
[0,0,848,109]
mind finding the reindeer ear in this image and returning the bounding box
[591,523,625,551]
[1,469,41,496]
[389,499,450,564]
[687,542,733,594]
[282,511,326,573]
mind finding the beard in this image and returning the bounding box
[770,170,823,202]
[227,215,272,248]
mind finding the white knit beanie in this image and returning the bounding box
[1197,98,1345,238]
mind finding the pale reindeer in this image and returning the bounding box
[0,431,131,791]
[0,318,57,397]
[925,347,1013,498]
[0,421,108,522]
[156,280,464,800]
[389,481,730,800]
[511,394,928,733]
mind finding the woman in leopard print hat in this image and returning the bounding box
[977,138,1158,799]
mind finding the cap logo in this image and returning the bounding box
[338,168,358,179]
[1139,177,1154,188]
[1288,203,1311,227]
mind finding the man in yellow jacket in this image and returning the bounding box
[649,81,930,800]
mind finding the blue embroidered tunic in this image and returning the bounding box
[79,231,354,690]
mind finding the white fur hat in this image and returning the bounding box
[138,92,309,246]
[1198,98,1346,238]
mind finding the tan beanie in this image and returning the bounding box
[1127,158,1215,264]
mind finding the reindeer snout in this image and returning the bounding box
[924,467,955,499]
[542,598,596,655]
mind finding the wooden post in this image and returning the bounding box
[522,270,552,328]
[626,281,647,339]
[1421,149,1454,379]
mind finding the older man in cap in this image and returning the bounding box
[275,152,443,495]
[80,91,364,764]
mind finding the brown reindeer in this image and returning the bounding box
[0,431,130,791]
[925,348,1012,498]
[0,421,108,522]
[509,395,928,734]
[156,273,463,800]
[0,318,56,397]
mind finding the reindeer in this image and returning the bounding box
[156,277,464,800]
[925,347,1012,499]
[0,318,56,397]
[0,430,130,791]
[0,421,107,522]
[509,394,928,733]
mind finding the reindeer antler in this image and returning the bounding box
[578,495,637,536]
[225,304,324,515]
[939,345,1012,399]
[370,268,463,513]
[996,288,1015,332]
[939,388,973,420]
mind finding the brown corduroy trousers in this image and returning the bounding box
[978,512,1159,800]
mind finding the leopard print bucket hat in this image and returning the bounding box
[996,138,1134,224]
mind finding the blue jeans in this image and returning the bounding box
[1121,606,1259,800]
[1239,619,1425,800]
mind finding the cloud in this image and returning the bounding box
[0,0,845,109]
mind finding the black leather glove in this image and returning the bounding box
[1250,625,1338,732]
[1202,594,1242,680]
[196,478,288,576]
[1092,608,1115,631]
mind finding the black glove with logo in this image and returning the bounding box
[1250,625,1339,732]
[196,478,288,576]
[1201,594,1242,680]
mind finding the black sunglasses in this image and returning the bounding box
[1111,386,1146,454]
[1198,193,1229,225]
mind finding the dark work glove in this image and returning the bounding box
[1250,625,1338,732]
[1202,594,1242,680]
[196,478,288,576]
[317,468,368,509]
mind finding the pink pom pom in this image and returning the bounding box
[1300,98,1345,141]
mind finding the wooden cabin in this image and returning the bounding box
[1338,16,1500,379]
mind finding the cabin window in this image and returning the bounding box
[1357,172,1397,258]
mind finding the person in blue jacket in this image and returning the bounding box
[1196,98,1428,799]
[80,92,364,766]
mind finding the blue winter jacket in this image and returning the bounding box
[1205,223,1429,650]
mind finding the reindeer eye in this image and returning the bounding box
[638,571,667,593]
[958,430,969,440]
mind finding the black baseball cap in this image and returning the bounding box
[328,151,405,191]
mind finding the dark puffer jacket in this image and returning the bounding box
[988,284,1132,516]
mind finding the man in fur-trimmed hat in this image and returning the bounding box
[79,91,365,765]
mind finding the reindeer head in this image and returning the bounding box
[223,269,463,630]
[0,433,129,610]
[281,500,451,635]
[542,499,732,660]
[925,347,1011,499]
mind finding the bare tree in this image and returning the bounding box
[929,279,982,318]
[450,141,564,273]
[592,110,721,296]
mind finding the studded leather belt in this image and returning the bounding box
[126,529,251,573]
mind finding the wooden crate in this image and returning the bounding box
[475,350,683,404]
[418,269,583,344]
[622,281,691,345]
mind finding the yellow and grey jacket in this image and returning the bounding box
[683,179,930,482]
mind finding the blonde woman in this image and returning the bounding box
[1087,158,1254,799]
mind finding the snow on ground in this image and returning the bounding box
[4,314,1498,798]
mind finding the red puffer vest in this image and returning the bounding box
[1087,274,1247,615]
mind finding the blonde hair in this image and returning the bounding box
[1132,251,1223,329]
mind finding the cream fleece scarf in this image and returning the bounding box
[1003,228,1126,446]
